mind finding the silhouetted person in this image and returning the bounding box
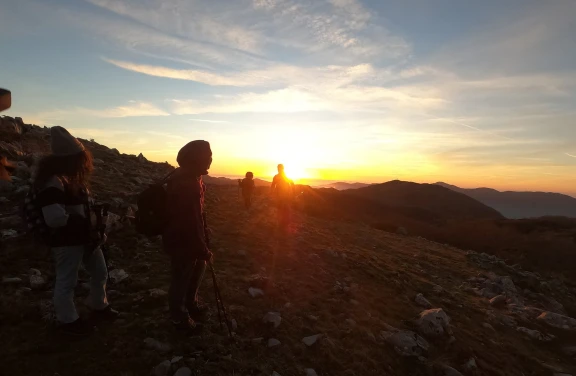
[239,171,255,209]
[163,140,213,334]
[270,164,294,229]
[34,126,118,336]
[0,89,14,181]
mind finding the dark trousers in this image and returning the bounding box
[243,194,252,209]
[169,253,207,322]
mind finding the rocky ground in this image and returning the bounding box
[1,117,576,376]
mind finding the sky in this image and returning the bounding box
[1,0,576,194]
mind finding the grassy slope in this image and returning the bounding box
[1,185,575,376]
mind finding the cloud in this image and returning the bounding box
[31,101,169,122]
[103,57,380,87]
[189,119,231,124]
[566,153,576,158]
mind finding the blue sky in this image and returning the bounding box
[1,0,576,194]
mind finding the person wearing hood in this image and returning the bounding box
[34,126,118,336]
[238,171,255,209]
[163,140,213,334]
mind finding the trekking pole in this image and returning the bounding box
[209,261,233,338]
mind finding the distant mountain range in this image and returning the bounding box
[436,182,576,219]
[346,180,504,221]
[319,182,372,190]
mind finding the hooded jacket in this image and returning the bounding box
[162,168,209,257]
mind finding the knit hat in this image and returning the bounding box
[50,126,85,156]
[177,140,211,168]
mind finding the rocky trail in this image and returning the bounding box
[1,117,576,375]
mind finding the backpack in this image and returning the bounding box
[135,171,175,237]
[21,187,52,244]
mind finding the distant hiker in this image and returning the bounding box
[238,171,255,209]
[163,140,213,334]
[33,126,118,336]
[270,164,294,229]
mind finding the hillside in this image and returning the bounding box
[1,118,576,376]
[319,182,372,190]
[347,180,504,221]
[436,182,576,219]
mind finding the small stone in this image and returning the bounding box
[432,285,443,293]
[238,250,247,256]
[173,367,192,376]
[268,338,281,347]
[2,277,23,284]
[144,338,172,353]
[415,293,432,308]
[345,319,356,326]
[482,322,496,331]
[284,302,292,309]
[263,312,282,328]
[152,360,171,376]
[305,369,318,376]
[517,327,554,341]
[302,334,322,346]
[272,372,282,376]
[1,229,18,239]
[171,356,183,363]
[562,346,576,356]
[349,299,359,306]
[442,366,464,376]
[251,337,263,344]
[30,275,46,290]
[463,357,477,371]
[149,288,168,298]
[231,319,238,330]
[28,268,42,276]
[248,287,264,298]
[109,269,129,283]
[490,295,507,308]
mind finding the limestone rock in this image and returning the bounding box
[2,277,23,284]
[144,338,172,353]
[416,308,452,338]
[263,312,282,328]
[305,369,318,376]
[302,334,322,347]
[537,312,576,331]
[268,338,281,347]
[109,269,129,284]
[149,288,168,298]
[248,287,264,298]
[490,295,507,307]
[173,367,192,376]
[152,360,171,376]
[517,326,554,341]
[380,324,429,357]
[415,293,432,309]
[30,275,46,290]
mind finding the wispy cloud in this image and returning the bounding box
[189,119,231,124]
[30,101,169,122]
[566,153,576,158]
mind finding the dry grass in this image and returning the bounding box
[1,186,575,376]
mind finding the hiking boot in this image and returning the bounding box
[173,318,202,335]
[92,306,120,322]
[59,318,95,337]
[187,303,208,322]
